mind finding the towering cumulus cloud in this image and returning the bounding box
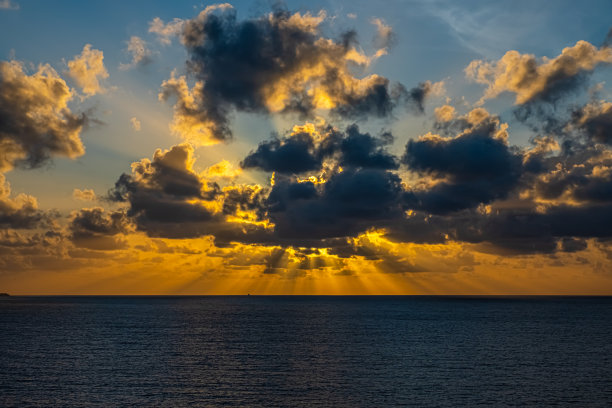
[160,5,426,144]
[0,60,86,171]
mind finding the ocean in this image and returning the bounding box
[1,296,611,407]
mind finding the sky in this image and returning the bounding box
[1,0,612,294]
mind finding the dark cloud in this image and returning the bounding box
[69,207,131,250]
[329,79,408,119]
[529,138,612,205]
[403,116,523,213]
[109,144,219,237]
[464,204,612,254]
[108,143,274,244]
[110,144,219,202]
[112,88,612,257]
[570,100,612,144]
[241,131,326,174]
[0,230,65,270]
[339,125,398,169]
[0,60,86,171]
[222,184,268,220]
[241,123,397,174]
[268,168,404,241]
[164,5,425,143]
[560,237,588,253]
[70,207,130,237]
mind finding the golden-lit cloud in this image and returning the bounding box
[130,117,141,131]
[108,143,273,243]
[73,188,96,202]
[568,99,612,144]
[434,104,456,122]
[162,6,431,143]
[67,44,109,96]
[466,40,612,104]
[0,60,85,171]
[158,72,222,145]
[148,17,185,45]
[0,174,48,229]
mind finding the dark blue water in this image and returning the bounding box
[1,296,611,407]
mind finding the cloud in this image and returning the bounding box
[107,131,402,246]
[466,40,612,104]
[267,168,404,242]
[338,125,398,169]
[100,12,612,258]
[455,203,612,254]
[148,17,185,45]
[130,117,141,132]
[371,18,394,51]
[109,143,218,202]
[166,5,421,143]
[569,100,612,144]
[107,97,612,257]
[73,188,96,201]
[530,143,612,205]
[241,122,397,174]
[241,125,332,175]
[404,80,445,114]
[434,104,456,122]
[69,207,131,250]
[119,36,154,70]
[108,143,273,244]
[559,237,587,253]
[67,44,109,96]
[0,0,18,10]
[159,72,231,145]
[0,174,51,229]
[108,144,219,235]
[0,60,86,171]
[403,109,523,213]
[203,160,242,181]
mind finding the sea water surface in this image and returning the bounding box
[1,296,611,407]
